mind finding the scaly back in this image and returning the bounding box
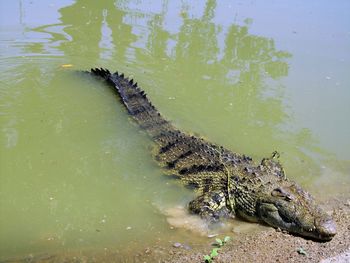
[89,68,246,190]
[90,68,173,138]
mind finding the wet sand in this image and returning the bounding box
[163,196,350,263]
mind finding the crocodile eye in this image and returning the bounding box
[271,188,293,201]
[271,188,284,197]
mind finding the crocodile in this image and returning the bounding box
[87,68,336,241]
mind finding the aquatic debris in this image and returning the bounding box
[60,64,73,68]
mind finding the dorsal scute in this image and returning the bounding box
[259,152,286,179]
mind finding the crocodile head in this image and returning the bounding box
[256,180,336,241]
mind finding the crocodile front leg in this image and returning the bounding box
[188,191,234,222]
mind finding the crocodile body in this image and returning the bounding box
[88,68,336,241]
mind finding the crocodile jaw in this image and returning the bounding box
[258,202,336,241]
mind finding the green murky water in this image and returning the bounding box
[1,0,349,260]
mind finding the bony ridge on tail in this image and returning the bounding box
[87,67,336,241]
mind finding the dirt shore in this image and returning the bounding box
[2,196,349,263]
[164,199,350,263]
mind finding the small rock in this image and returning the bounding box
[207,234,218,238]
[126,226,132,230]
[183,244,191,250]
[173,242,182,248]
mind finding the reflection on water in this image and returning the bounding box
[0,0,349,260]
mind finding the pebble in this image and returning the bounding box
[183,244,191,250]
[173,242,182,248]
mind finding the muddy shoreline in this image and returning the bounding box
[167,204,350,263]
[2,195,349,263]
[150,197,350,263]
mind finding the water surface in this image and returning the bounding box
[1,0,349,260]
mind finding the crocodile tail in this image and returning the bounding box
[90,68,172,136]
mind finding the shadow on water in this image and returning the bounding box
[1,0,349,261]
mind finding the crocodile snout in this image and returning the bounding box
[316,217,337,240]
